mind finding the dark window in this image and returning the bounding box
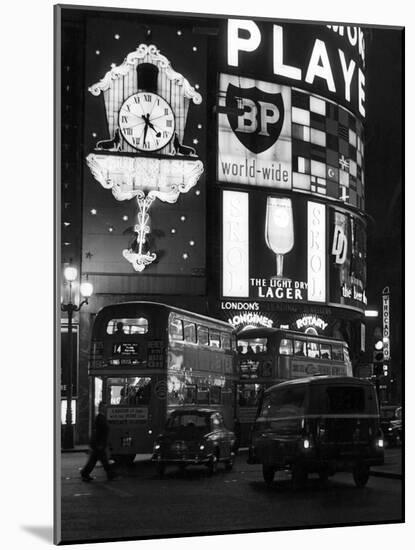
[183,385,197,404]
[320,343,332,359]
[325,386,365,413]
[261,386,306,418]
[332,344,344,361]
[210,386,221,405]
[221,333,231,350]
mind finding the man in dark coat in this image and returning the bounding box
[81,402,116,481]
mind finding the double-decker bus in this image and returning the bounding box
[89,302,236,463]
[235,327,353,445]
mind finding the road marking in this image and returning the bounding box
[73,493,91,497]
[101,483,133,498]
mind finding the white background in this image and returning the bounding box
[0,0,411,548]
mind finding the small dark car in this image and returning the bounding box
[248,376,384,488]
[380,405,402,447]
[152,408,236,477]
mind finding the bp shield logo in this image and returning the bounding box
[226,84,285,154]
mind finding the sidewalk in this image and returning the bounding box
[371,446,402,479]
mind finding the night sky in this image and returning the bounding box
[364,26,403,363]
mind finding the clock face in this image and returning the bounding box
[118,92,175,152]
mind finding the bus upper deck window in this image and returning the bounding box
[106,318,148,335]
[332,344,344,361]
[169,317,184,341]
[279,338,293,355]
[237,338,267,354]
[183,321,196,343]
[197,326,209,346]
[320,343,332,359]
[221,333,231,350]
[307,341,320,358]
[294,340,306,356]
[209,331,221,348]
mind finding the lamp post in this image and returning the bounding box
[61,266,93,449]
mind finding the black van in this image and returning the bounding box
[248,376,384,488]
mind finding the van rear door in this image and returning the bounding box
[309,382,379,458]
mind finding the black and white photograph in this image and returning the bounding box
[53,3,405,545]
[4,1,410,548]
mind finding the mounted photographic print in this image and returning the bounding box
[55,4,404,545]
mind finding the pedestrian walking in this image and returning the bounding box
[81,402,116,481]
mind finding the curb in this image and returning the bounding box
[371,470,402,480]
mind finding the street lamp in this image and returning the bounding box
[61,266,93,449]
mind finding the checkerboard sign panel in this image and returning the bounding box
[291,89,365,210]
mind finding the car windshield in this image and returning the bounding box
[261,386,306,418]
[166,413,210,432]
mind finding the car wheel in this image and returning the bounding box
[156,463,165,478]
[291,465,307,490]
[262,465,275,485]
[353,464,370,488]
[207,453,219,475]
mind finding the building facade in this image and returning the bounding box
[59,8,375,444]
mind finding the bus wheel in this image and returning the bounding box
[113,454,136,466]
[262,465,275,485]
[291,465,307,490]
[207,454,218,475]
[353,464,370,488]
[156,463,165,478]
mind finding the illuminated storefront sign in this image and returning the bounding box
[222,190,249,297]
[307,202,326,302]
[382,287,390,360]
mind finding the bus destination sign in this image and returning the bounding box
[112,343,140,356]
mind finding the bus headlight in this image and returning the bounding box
[376,438,384,448]
[153,443,161,452]
[199,444,205,451]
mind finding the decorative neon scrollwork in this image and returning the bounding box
[122,192,157,272]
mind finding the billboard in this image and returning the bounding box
[218,75,365,210]
[218,75,292,187]
[222,189,366,311]
[221,20,366,118]
[82,18,207,278]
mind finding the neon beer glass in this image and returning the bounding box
[265,197,294,279]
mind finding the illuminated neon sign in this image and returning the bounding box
[295,315,328,332]
[226,20,366,117]
[228,312,273,329]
